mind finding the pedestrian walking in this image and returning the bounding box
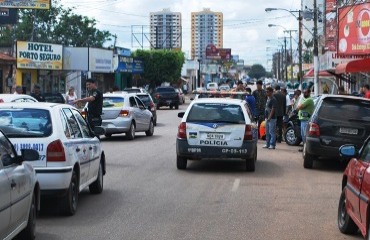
[273,85,286,143]
[252,80,267,138]
[297,88,315,152]
[263,87,277,150]
[73,79,103,129]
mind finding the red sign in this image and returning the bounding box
[325,0,337,51]
[205,44,231,60]
[338,3,370,55]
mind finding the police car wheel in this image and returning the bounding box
[245,153,256,172]
[62,170,79,216]
[89,161,103,194]
[177,156,187,170]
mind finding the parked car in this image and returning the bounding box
[123,87,148,94]
[154,86,180,110]
[175,88,185,104]
[0,102,106,215]
[337,135,370,239]
[0,94,37,103]
[135,93,157,126]
[303,95,370,169]
[101,92,154,139]
[0,129,40,240]
[176,98,258,171]
[44,92,66,103]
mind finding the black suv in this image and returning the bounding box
[303,95,370,168]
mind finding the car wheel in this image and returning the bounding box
[145,120,154,136]
[126,122,135,140]
[245,151,256,172]
[177,156,187,170]
[89,161,104,194]
[303,143,314,169]
[19,191,36,239]
[285,127,301,146]
[63,170,78,216]
[105,133,112,138]
[175,104,179,110]
[338,190,358,234]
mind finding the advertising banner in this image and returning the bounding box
[89,48,113,73]
[63,47,88,71]
[17,41,63,70]
[0,0,50,9]
[325,0,337,51]
[338,3,370,55]
[117,56,144,73]
[206,44,232,60]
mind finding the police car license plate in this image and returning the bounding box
[206,133,225,140]
[339,127,358,135]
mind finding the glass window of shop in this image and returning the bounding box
[38,70,65,94]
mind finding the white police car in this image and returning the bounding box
[0,129,40,240]
[176,98,258,171]
[0,102,106,215]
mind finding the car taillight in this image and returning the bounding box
[244,125,253,140]
[308,122,320,137]
[47,140,66,162]
[177,122,187,139]
[119,110,130,117]
[149,102,155,111]
[81,111,86,119]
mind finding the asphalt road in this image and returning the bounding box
[36,100,362,240]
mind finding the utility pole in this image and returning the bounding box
[313,0,319,96]
[298,10,303,86]
[284,37,288,81]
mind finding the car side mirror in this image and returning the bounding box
[20,149,40,162]
[190,98,194,101]
[339,145,357,158]
[178,112,185,118]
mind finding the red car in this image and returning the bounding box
[338,135,370,239]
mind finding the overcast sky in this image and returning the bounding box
[63,0,302,69]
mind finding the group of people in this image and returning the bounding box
[234,80,315,151]
[12,79,103,130]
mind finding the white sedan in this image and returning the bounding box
[0,94,37,103]
[0,102,106,215]
[0,130,40,240]
[176,98,258,171]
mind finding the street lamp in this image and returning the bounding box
[265,7,303,86]
[268,24,297,83]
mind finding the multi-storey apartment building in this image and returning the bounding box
[150,9,182,50]
[191,8,223,60]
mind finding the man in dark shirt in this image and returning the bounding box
[252,80,267,138]
[273,85,286,143]
[74,79,103,129]
[263,87,277,149]
[30,84,45,102]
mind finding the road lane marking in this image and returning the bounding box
[232,178,240,192]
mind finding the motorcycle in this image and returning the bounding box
[284,110,302,146]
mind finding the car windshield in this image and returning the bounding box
[0,109,51,137]
[137,95,151,105]
[103,97,124,108]
[318,98,370,122]
[187,103,245,123]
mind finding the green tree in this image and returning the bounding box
[248,64,266,80]
[1,0,111,47]
[132,49,185,91]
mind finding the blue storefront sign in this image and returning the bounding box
[117,55,144,73]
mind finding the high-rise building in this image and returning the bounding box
[150,9,182,50]
[191,8,223,60]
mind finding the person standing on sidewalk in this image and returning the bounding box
[263,87,277,150]
[252,80,267,138]
[273,85,286,143]
[297,88,314,152]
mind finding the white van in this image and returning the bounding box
[206,82,219,91]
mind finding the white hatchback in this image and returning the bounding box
[176,98,258,171]
[0,102,106,215]
[0,130,40,240]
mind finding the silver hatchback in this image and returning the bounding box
[101,93,154,139]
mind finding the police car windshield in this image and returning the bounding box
[187,103,245,123]
[0,109,51,137]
